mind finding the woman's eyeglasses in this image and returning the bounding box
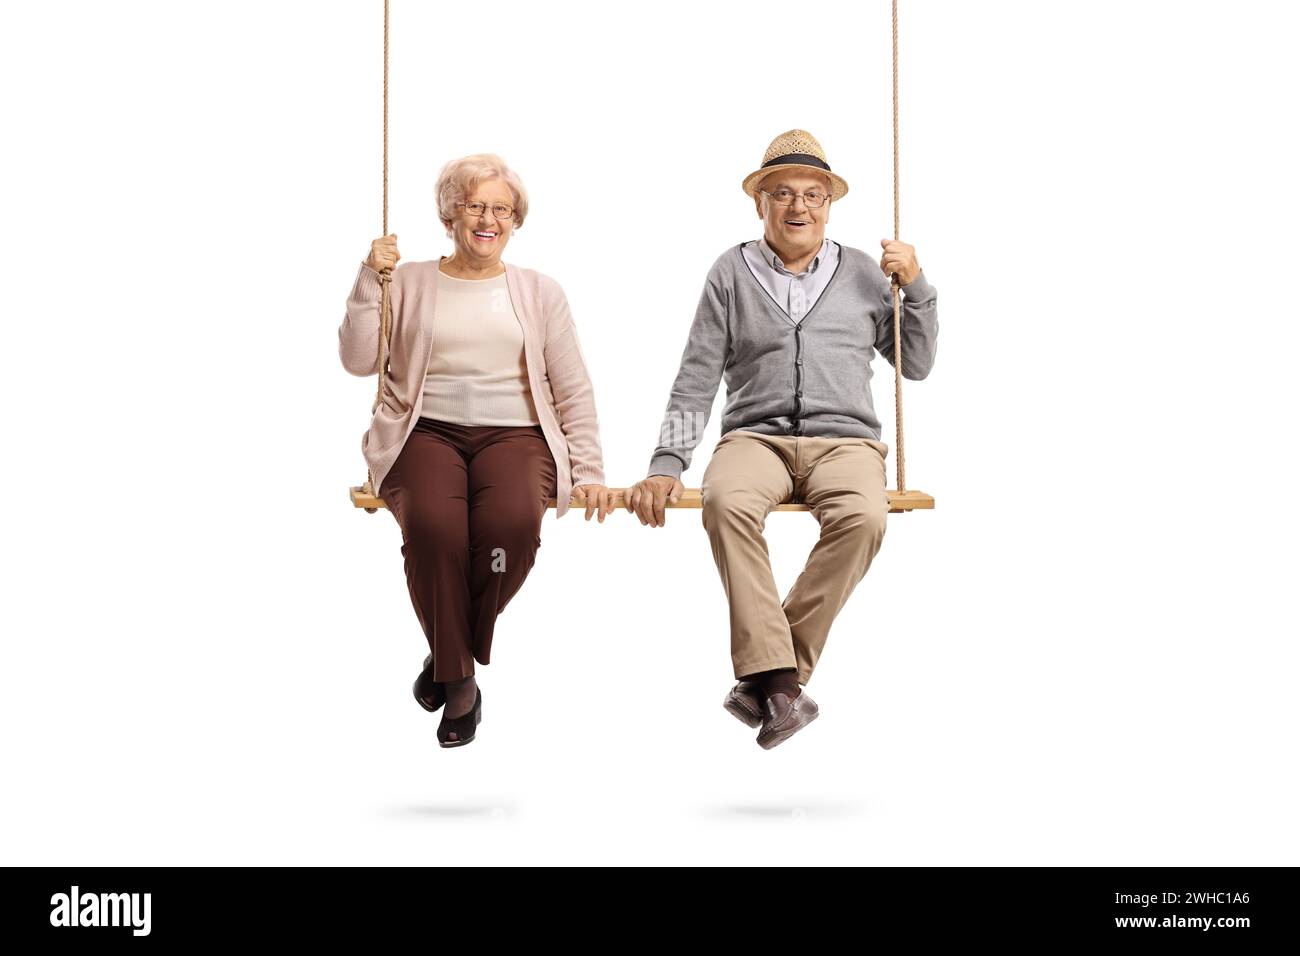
[458,200,515,221]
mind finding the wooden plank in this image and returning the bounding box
[351,486,935,513]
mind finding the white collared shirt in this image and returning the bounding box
[740,235,841,323]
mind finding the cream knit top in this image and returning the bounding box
[420,268,540,426]
[341,258,606,518]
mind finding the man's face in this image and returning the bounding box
[754,170,833,259]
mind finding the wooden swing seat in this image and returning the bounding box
[349,486,934,514]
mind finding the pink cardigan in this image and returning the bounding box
[339,259,605,518]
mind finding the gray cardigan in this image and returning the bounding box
[647,241,939,480]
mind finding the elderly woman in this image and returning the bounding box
[339,153,615,748]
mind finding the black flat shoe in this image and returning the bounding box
[437,687,482,748]
[413,653,445,713]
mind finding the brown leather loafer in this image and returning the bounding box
[756,690,819,749]
[723,681,765,727]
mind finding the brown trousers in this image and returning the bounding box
[379,416,557,682]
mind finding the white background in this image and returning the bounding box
[2,0,1297,865]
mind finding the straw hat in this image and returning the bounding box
[742,129,849,202]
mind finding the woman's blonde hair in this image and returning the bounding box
[434,153,530,235]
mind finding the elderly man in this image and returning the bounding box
[625,129,939,749]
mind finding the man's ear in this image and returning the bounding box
[754,194,765,218]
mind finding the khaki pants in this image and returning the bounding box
[700,429,891,685]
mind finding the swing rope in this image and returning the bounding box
[360,0,395,501]
[351,0,932,513]
[890,0,907,493]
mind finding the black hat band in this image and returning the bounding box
[761,152,832,172]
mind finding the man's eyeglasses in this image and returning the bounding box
[458,200,515,221]
[761,188,830,208]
